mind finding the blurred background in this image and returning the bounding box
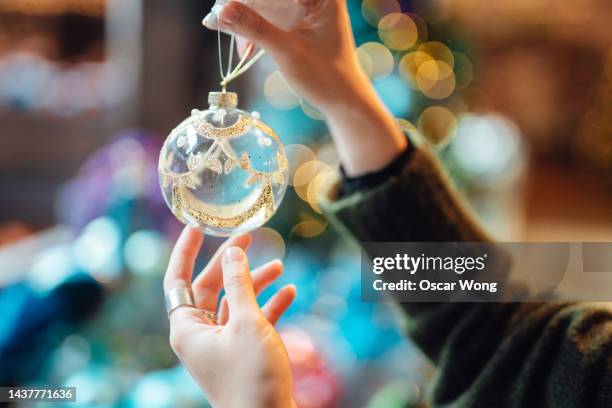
[0,0,610,406]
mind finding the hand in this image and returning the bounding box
[164,226,297,408]
[205,0,408,176]
[205,0,367,112]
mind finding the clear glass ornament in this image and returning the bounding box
[159,92,288,236]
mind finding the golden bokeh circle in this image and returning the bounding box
[416,60,456,100]
[417,106,457,147]
[417,42,454,67]
[264,71,298,109]
[378,13,418,51]
[361,0,401,27]
[285,145,316,187]
[290,220,328,238]
[307,169,337,214]
[399,51,433,88]
[357,42,394,79]
[355,47,374,78]
[293,161,330,202]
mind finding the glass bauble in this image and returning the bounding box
[158,92,288,236]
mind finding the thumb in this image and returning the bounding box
[218,1,286,52]
[221,247,259,317]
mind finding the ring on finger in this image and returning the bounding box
[201,310,218,324]
[165,287,197,317]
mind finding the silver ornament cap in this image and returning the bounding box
[208,92,238,108]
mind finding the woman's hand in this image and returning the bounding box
[205,0,365,112]
[205,0,408,176]
[164,226,297,408]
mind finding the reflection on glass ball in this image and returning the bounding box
[158,92,288,236]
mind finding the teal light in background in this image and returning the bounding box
[373,75,413,117]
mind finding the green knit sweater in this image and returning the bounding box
[321,146,612,407]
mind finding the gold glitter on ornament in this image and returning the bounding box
[204,157,223,174]
[224,157,239,174]
[171,181,275,229]
[194,115,252,140]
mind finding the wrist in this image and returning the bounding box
[319,76,409,176]
[316,67,374,116]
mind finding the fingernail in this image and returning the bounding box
[202,13,211,26]
[220,4,240,24]
[224,247,244,263]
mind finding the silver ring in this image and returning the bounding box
[165,287,196,317]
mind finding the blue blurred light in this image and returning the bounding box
[28,245,76,292]
[450,114,523,183]
[124,230,168,276]
[373,75,413,117]
[73,217,122,282]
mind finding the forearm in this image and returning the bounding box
[322,145,491,243]
[320,76,408,177]
[320,145,612,407]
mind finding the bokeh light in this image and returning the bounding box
[64,366,119,407]
[450,114,523,183]
[286,144,316,187]
[73,217,122,282]
[264,70,299,109]
[416,60,456,100]
[307,168,337,214]
[356,42,394,79]
[356,47,375,78]
[453,52,474,90]
[293,161,330,202]
[377,13,418,51]
[131,375,174,408]
[406,12,428,44]
[28,244,75,292]
[399,51,433,88]
[315,143,340,167]
[246,227,286,267]
[53,335,92,379]
[417,41,454,67]
[291,219,328,238]
[124,230,169,276]
[417,106,457,147]
[361,0,401,27]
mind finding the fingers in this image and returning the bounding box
[218,259,284,324]
[221,247,259,317]
[163,226,203,292]
[216,2,287,52]
[164,226,206,330]
[192,234,251,311]
[262,285,297,325]
[236,37,254,58]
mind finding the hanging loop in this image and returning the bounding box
[215,12,266,92]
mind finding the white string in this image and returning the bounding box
[226,35,235,78]
[217,13,226,84]
[215,12,266,92]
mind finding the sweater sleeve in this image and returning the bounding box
[320,146,612,407]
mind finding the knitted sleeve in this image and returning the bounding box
[321,146,612,407]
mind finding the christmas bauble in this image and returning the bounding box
[158,92,288,236]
